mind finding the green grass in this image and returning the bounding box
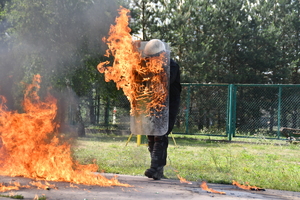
[0,194,24,199]
[37,195,47,200]
[73,133,300,192]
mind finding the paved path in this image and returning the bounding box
[0,174,300,200]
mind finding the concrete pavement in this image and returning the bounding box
[0,174,299,200]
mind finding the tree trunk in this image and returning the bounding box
[88,92,96,125]
[96,94,100,124]
[76,105,85,137]
[104,99,110,128]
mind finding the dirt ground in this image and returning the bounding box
[1,173,300,200]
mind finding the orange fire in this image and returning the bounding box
[29,181,56,190]
[0,181,57,192]
[0,181,31,192]
[176,174,192,184]
[201,181,226,195]
[97,7,168,116]
[232,180,265,191]
[0,75,130,188]
[0,183,20,192]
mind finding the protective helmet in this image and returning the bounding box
[143,39,166,57]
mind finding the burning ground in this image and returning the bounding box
[0,75,130,188]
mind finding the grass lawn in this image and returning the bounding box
[73,133,300,192]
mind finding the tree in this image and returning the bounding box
[127,0,299,85]
[271,0,300,84]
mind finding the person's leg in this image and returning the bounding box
[147,135,155,155]
[151,135,169,167]
[145,134,169,180]
[145,135,155,178]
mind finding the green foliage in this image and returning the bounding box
[127,0,300,84]
[1,0,299,90]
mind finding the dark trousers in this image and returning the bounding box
[147,134,169,168]
[147,101,179,168]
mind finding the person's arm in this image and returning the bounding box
[170,59,180,84]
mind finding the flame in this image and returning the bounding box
[70,183,79,188]
[29,181,56,190]
[97,7,168,116]
[0,181,31,192]
[232,180,265,191]
[0,181,59,192]
[0,75,131,188]
[200,181,226,195]
[0,183,19,192]
[176,174,192,184]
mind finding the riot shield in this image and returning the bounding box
[130,41,170,136]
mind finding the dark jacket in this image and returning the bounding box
[168,59,181,133]
[169,59,181,108]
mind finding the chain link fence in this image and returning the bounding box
[178,84,300,140]
[84,84,300,141]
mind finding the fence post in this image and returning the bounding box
[277,86,282,139]
[227,84,236,141]
[232,85,237,137]
[185,85,191,134]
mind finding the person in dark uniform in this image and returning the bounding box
[143,39,181,180]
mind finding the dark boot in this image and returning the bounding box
[144,166,164,180]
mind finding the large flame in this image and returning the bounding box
[97,7,168,116]
[0,75,130,188]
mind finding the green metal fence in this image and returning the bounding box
[86,83,300,141]
[177,83,300,140]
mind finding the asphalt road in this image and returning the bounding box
[0,174,300,200]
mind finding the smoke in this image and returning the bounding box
[0,0,120,110]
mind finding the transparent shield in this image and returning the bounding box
[130,41,170,135]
